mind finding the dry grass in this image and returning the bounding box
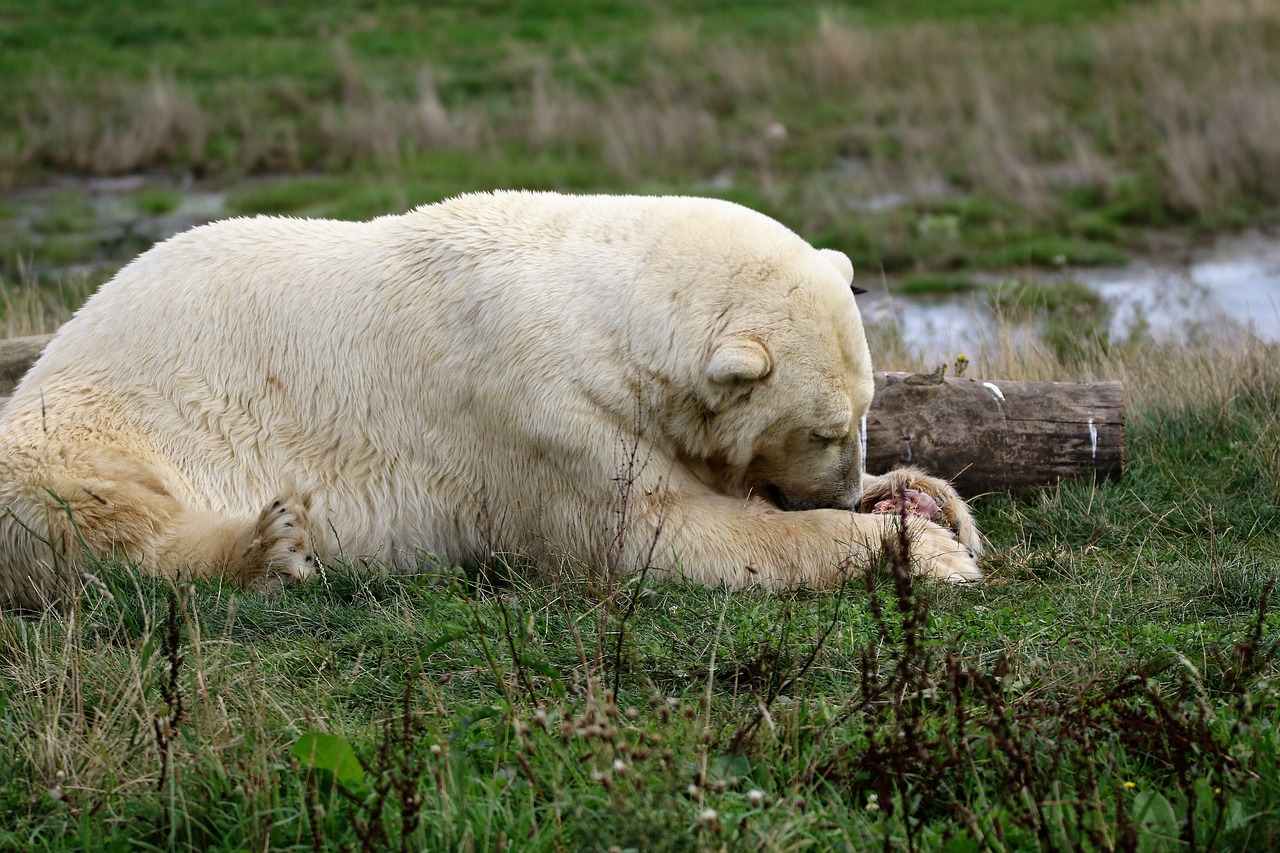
[5,0,1279,225]
[0,270,93,339]
[792,0,1280,216]
[17,74,208,177]
[0,587,295,841]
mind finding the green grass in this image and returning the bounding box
[1,2,1280,846]
[898,275,984,296]
[3,0,1279,279]
[226,176,353,216]
[1,336,1279,850]
[29,193,94,237]
[972,236,1130,269]
[0,0,1157,86]
[133,188,180,217]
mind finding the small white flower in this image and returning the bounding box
[747,789,766,807]
[866,792,880,812]
[48,770,66,801]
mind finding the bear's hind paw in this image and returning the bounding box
[239,497,319,591]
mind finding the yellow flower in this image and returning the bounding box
[1124,781,1137,789]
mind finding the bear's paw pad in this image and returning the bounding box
[868,489,942,522]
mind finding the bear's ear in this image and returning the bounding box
[819,249,854,284]
[820,248,868,295]
[707,336,772,385]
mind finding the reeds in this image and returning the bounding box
[0,267,93,339]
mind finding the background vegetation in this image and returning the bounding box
[2,326,1278,851]
[2,0,1279,284]
[2,0,1279,850]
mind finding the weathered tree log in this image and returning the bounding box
[0,336,1123,495]
[866,372,1124,497]
[0,334,50,396]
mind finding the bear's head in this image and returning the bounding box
[692,238,874,513]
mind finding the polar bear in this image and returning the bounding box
[0,191,980,609]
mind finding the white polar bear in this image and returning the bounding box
[0,191,980,609]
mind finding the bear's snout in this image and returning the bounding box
[766,481,861,513]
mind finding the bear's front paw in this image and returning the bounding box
[877,516,982,583]
[239,497,319,591]
[911,520,982,582]
[861,467,982,557]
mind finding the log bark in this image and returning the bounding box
[866,372,1124,497]
[0,337,1124,495]
[0,334,50,396]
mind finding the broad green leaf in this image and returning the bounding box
[710,754,753,784]
[292,731,368,797]
[1133,790,1177,830]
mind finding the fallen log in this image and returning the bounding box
[865,372,1125,497]
[0,335,1123,496]
[0,334,50,396]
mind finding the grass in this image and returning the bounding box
[0,263,1278,848]
[3,0,1280,279]
[898,275,984,297]
[0,270,95,339]
[133,188,180,217]
[2,1,1280,847]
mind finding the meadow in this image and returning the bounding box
[1,318,1277,851]
[2,0,1280,850]
[2,0,1279,283]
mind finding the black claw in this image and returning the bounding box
[272,500,281,509]
[288,546,297,553]
[283,522,292,528]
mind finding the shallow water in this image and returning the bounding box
[6,178,1279,361]
[1092,233,1280,342]
[860,231,1280,363]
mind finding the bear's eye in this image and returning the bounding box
[810,431,842,446]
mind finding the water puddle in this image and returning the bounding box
[4,176,1278,361]
[1092,233,1280,342]
[860,231,1280,362]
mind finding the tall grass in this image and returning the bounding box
[0,269,93,339]
[4,0,1279,233]
[1,268,1278,848]
[2,3,1279,842]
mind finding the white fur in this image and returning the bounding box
[0,191,980,608]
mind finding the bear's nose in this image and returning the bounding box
[766,482,861,513]
[765,483,793,511]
